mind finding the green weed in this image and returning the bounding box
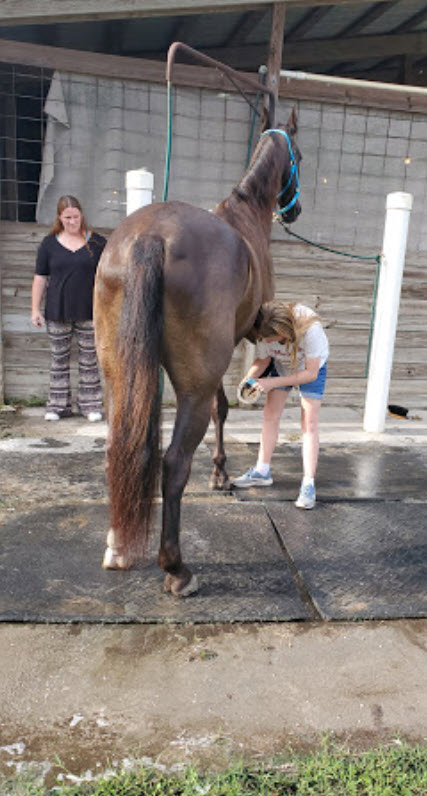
[2,742,426,796]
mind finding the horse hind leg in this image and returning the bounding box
[210,382,230,490]
[102,421,135,570]
[159,395,212,597]
[103,528,133,570]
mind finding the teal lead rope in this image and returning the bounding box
[279,220,382,377]
[162,81,173,203]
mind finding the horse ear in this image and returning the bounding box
[286,106,298,136]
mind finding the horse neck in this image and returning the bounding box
[217,138,285,241]
[215,197,273,249]
[215,197,275,305]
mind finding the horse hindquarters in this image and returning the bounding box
[101,235,164,568]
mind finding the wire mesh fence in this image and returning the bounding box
[0,62,52,221]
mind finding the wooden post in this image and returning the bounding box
[0,263,4,405]
[262,2,286,128]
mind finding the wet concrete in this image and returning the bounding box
[0,406,426,782]
[230,442,427,501]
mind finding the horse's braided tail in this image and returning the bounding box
[108,234,164,560]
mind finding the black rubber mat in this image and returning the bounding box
[1,441,426,624]
[0,501,310,623]
[267,500,427,620]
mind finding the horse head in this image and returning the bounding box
[275,108,302,224]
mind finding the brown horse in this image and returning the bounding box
[94,108,302,596]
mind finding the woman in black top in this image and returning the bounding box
[31,195,106,421]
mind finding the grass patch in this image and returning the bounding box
[4,396,46,408]
[2,742,426,796]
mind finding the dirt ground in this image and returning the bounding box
[0,407,426,786]
[1,620,427,786]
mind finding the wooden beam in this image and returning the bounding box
[226,9,269,47]
[5,29,427,75]
[279,70,427,113]
[192,30,427,68]
[286,5,333,42]
[0,36,260,93]
[168,16,194,47]
[0,0,394,26]
[392,3,427,34]
[3,35,427,114]
[265,1,286,118]
[328,1,400,79]
[338,1,399,38]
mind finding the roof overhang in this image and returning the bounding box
[0,0,390,26]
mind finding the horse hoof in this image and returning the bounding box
[210,474,231,491]
[163,573,199,597]
[102,546,131,570]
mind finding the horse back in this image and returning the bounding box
[95,200,265,391]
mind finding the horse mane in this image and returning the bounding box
[215,130,288,251]
[233,134,284,210]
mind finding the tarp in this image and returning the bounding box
[36,71,153,228]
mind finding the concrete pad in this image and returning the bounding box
[268,501,427,620]
[0,502,310,624]
[1,620,427,780]
[231,444,427,501]
[205,406,427,448]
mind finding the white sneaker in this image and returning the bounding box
[295,483,316,509]
[232,467,273,488]
[44,411,60,421]
[87,411,103,422]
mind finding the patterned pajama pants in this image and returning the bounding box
[46,320,103,416]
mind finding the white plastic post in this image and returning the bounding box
[125,168,154,215]
[363,192,413,432]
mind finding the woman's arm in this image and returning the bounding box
[31,275,48,327]
[256,356,321,393]
[245,356,272,380]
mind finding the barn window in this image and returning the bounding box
[0,62,50,221]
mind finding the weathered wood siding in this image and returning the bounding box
[1,221,426,409]
[269,238,427,410]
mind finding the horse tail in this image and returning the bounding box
[108,234,164,560]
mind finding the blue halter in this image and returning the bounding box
[261,128,300,214]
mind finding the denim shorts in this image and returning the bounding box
[267,361,327,400]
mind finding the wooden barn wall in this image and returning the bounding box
[1,221,426,410]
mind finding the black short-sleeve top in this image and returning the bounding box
[35,231,107,322]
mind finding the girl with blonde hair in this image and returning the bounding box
[233,300,329,509]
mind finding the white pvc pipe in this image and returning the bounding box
[280,69,427,100]
[126,168,154,215]
[363,192,413,433]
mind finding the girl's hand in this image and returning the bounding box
[255,377,277,394]
[31,311,44,327]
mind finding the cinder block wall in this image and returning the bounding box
[2,77,427,406]
[278,97,427,254]
[35,74,427,256]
